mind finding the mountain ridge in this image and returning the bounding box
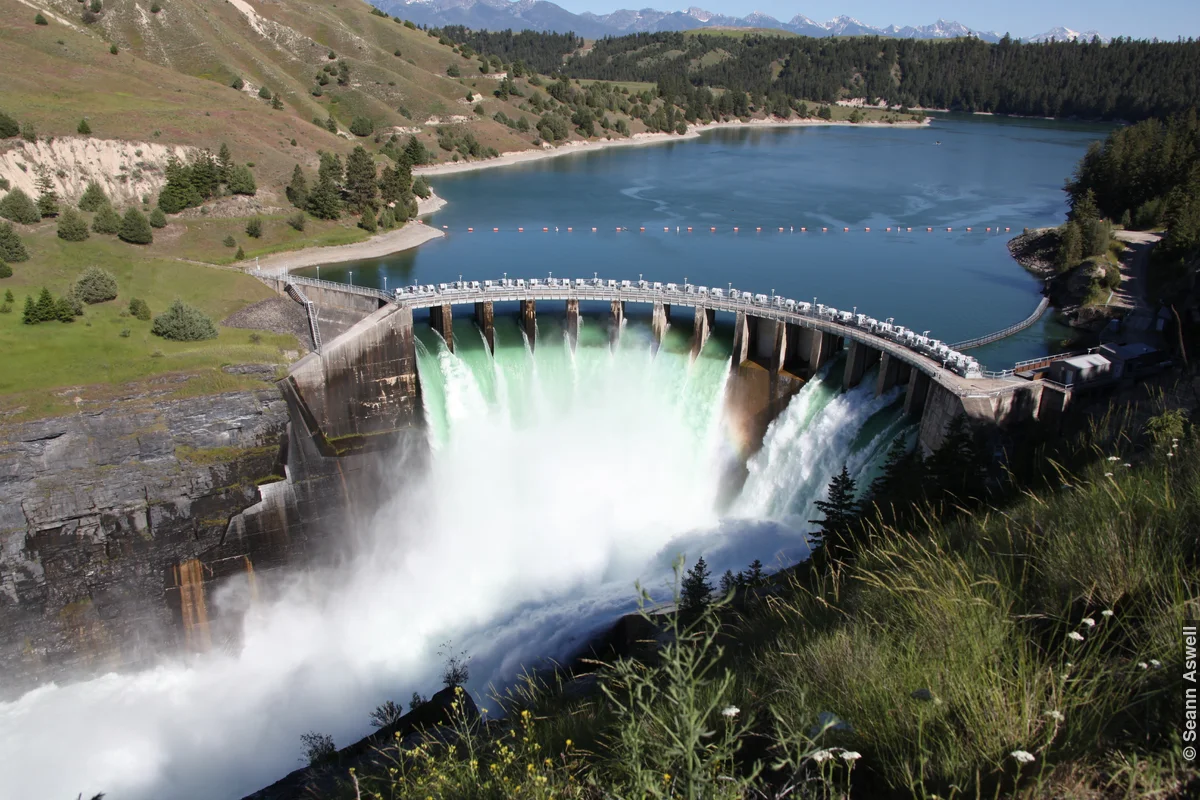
[378,1,1108,43]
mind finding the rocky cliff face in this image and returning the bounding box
[0,382,300,697]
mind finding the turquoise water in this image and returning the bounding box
[306,115,1108,368]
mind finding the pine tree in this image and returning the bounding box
[378,207,396,230]
[158,158,201,213]
[189,151,220,200]
[867,436,923,523]
[679,556,713,614]
[306,177,341,220]
[810,466,860,561]
[344,146,378,213]
[317,152,343,187]
[148,207,167,229]
[324,116,338,134]
[379,163,412,206]
[118,207,153,244]
[359,207,377,232]
[77,119,92,135]
[34,169,59,218]
[216,143,233,184]
[56,207,90,241]
[91,203,122,234]
[245,218,263,238]
[925,415,985,501]
[718,569,737,597]
[286,165,308,209]
[78,180,108,212]
[22,294,37,324]
[403,135,428,167]
[234,245,245,260]
[0,222,30,262]
[0,188,41,224]
[34,287,55,322]
[227,164,257,196]
[744,559,766,587]
[54,296,76,323]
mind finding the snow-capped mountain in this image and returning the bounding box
[376,2,1098,45]
[1026,26,1108,43]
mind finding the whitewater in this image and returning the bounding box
[0,314,909,800]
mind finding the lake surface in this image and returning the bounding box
[305,115,1110,368]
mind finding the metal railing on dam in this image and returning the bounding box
[949,295,1051,351]
[252,270,1036,398]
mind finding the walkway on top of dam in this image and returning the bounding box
[252,269,1031,401]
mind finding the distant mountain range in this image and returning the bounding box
[375,1,1108,43]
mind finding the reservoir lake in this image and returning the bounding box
[305,114,1111,368]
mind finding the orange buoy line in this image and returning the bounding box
[444,224,1017,234]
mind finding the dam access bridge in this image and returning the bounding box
[253,271,1069,455]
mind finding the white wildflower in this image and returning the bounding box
[812,749,834,763]
[841,751,862,762]
[1081,618,1096,628]
[721,706,740,718]
[1168,452,1174,458]
[1123,463,1132,467]
[1107,456,1120,462]
[1067,631,1085,641]
[1150,659,1162,669]
[1011,750,1036,764]
[1137,662,1149,670]
[1104,472,1114,477]
[1043,710,1064,722]
[1101,610,1114,618]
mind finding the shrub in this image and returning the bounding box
[245,218,263,238]
[82,10,98,24]
[118,207,153,244]
[349,116,374,137]
[0,222,29,262]
[73,267,119,303]
[412,176,431,199]
[150,2,160,12]
[77,118,91,135]
[0,261,11,279]
[35,13,48,24]
[369,700,403,729]
[378,206,395,230]
[151,299,217,341]
[359,207,376,232]
[20,121,36,142]
[128,297,151,321]
[0,112,18,138]
[56,207,90,241]
[0,188,41,224]
[227,164,257,195]
[91,203,121,234]
[299,732,335,766]
[148,207,167,228]
[446,64,460,77]
[257,85,272,100]
[234,245,245,260]
[109,44,118,55]
[231,76,244,90]
[78,180,108,211]
[286,212,306,232]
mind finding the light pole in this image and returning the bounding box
[349,271,353,286]
[316,265,320,281]
[383,276,388,293]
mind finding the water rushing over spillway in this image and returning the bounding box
[0,316,909,800]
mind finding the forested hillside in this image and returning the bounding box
[556,32,1200,120]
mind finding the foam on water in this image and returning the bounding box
[0,316,909,800]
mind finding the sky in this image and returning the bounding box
[548,0,1200,40]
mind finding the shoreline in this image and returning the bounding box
[257,117,929,273]
[414,116,931,178]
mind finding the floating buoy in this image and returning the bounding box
[711,226,716,232]
[966,227,972,232]
[616,227,621,231]
[664,227,670,232]
[687,227,692,232]
[865,227,871,232]
[986,227,991,232]
[733,227,739,232]
[821,227,827,232]
[543,227,549,232]
[518,227,524,232]
[1005,227,1011,232]
[947,227,952,232]
[567,227,573,232]
[907,227,912,232]
[779,227,784,232]
[800,227,807,232]
[844,227,850,232]
[756,227,762,232]
[493,227,499,232]
[442,225,449,230]
[467,227,474,232]
[639,227,645,232]
[592,227,597,232]
[886,227,892,232]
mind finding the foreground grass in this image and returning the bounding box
[0,222,297,418]
[335,402,1198,799]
